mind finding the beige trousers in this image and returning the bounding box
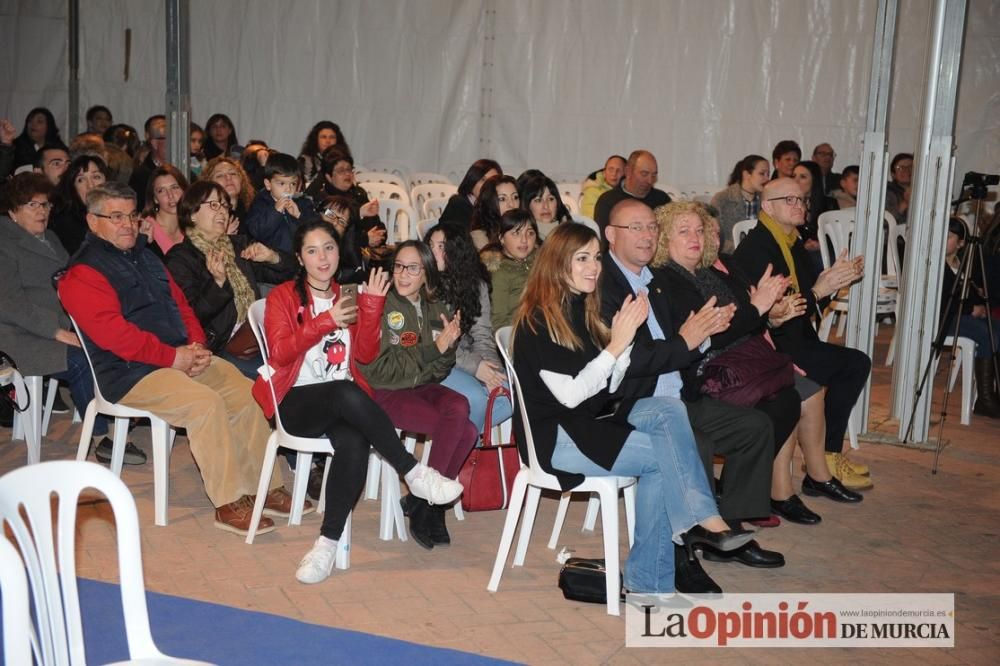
[118,357,280,507]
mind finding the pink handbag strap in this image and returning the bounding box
[481,386,511,449]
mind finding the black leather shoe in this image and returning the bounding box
[701,540,785,568]
[674,545,722,594]
[427,504,451,546]
[770,495,821,525]
[802,475,863,503]
[680,524,755,559]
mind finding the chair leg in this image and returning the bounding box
[379,457,407,541]
[623,484,636,548]
[818,311,834,342]
[151,419,172,526]
[836,310,848,338]
[487,471,529,592]
[23,376,44,465]
[583,494,600,532]
[547,493,571,550]
[110,417,130,475]
[513,485,541,567]
[453,502,465,521]
[336,512,351,570]
[960,343,973,426]
[317,455,331,514]
[40,377,58,437]
[364,449,380,500]
[885,330,897,366]
[246,435,280,545]
[289,451,313,526]
[847,413,859,450]
[76,402,98,461]
[597,485,622,616]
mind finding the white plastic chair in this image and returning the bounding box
[359,160,412,184]
[416,218,439,239]
[0,537,32,666]
[660,184,683,201]
[556,182,581,214]
[732,218,756,248]
[421,196,451,221]
[0,460,214,665]
[359,181,411,207]
[489,327,636,616]
[11,375,60,463]
[571,214,600,235]
[411,183,458,218]
[677,184,722,202]
[355,171,408,192]
[244,300,349,566]
[68,315,177,527]
[378,199,420,242]
[408,172,453,189]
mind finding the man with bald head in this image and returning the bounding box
[593,150,671,237]
[600,199,780,591]
[732,178,873,489]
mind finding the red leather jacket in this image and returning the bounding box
[251,279,385,418]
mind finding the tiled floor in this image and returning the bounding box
[2,332,998,664]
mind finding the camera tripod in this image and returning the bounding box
[902,194,998,473]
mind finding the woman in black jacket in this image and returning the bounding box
[48,155,109,256]
[439,159,501,228]
[165,180,296,378]
[12,107,66,169]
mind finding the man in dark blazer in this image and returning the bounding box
[731,178,872,489]
[600,199,781,593]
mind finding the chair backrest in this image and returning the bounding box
[378,199,420,242]
[355,170,408,190]
[416,217,439,239]
[571,214,600,235]
[732,218,756,249]
[0,537,33,666]
[360,160,412,184]
[885,211,906,278]
[676,184,722,202]
[817,209,856,269]
[556,182,581,214]
[411,183,458,218]
[421,196,451,220]
[494,327,555,482]
[0,461,162,665]
[66,314,110,407]
[246,299,288,434]
[660,184,683,201]
[408,171,453,189]
[358,181,411,206]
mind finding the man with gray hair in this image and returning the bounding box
[58,182,304,535]
[593,149,671,237]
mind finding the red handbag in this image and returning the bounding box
[458,387,522,512]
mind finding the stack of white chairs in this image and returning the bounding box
[731,218,756,249]
[408,172,453,188]
[660,184,683,201]
[676,184,721,204]
[0,460,215,664]
[358,181,411,206]
[411,183,458,219]
[358,160,411,184]
[378,199,420,242]
[556,182,582,214]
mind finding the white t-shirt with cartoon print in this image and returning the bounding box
[294,295,353,386]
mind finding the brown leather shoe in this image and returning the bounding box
[214,496,275,536]
[259,487,314,518]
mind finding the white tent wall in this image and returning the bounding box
[2,0,997,188]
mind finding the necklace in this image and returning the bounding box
[307,280,332,293]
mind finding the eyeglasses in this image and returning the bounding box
[332,167,355,176]
[608,223,660,234]
[92,211,139,225]
[199,200,232,212]
[323,208,348,225]
[23,201,53,212]
[767,195,806,207]
[392,262,423,276]
[894,164,913,172]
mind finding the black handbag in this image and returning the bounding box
[557,557,622,604]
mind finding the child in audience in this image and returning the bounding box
[481,209,539,330]
[245,152,319,252]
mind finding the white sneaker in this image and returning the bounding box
[295,538,337,584]
[406,464,463,506]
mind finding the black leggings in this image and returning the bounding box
[279,380,418,540]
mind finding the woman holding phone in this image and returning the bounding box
[253,219,463,584]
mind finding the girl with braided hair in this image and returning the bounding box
[252,219,463,584]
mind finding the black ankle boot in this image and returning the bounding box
[973,357,1000,418]
[427,504,451,546]
[408,498,435,550]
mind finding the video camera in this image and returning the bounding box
[962,171,999,200]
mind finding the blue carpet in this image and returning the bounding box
[48,578,516,665]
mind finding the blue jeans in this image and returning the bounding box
[440,367,512,434]
[217,350,265,380]
[550,397,719,594]
[958,315,1000,358]
[52,346,108,437]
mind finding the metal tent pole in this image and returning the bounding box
[165,0,190,175]
[844,0,899,437]
[891,0,968,444]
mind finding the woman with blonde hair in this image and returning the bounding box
[201,155,256,225]
[510,222,752,595]
[651,202,863,531]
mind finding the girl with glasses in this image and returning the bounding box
[355,240,478,549]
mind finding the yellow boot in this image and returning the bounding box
[825,453,873,490]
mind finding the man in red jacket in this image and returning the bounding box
[58,181,307,535]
